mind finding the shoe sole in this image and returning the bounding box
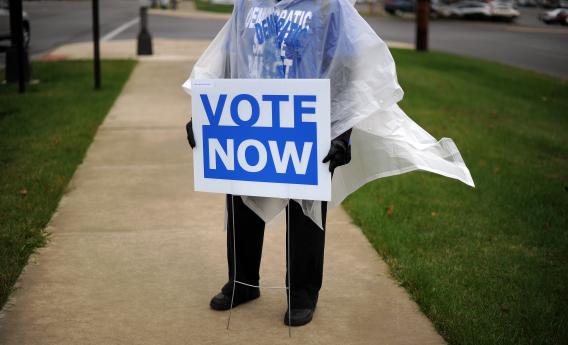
[284,311,314,326]
[210,292,260,311]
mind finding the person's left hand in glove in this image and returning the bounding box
[323,128,352,173]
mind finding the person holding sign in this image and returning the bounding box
[186,90,352,327]
[183,0,474,327]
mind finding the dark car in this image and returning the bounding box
[384,0,416,14]
[0,0,30,48]
[384,0,448,17]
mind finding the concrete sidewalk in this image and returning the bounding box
[0,55,444,344]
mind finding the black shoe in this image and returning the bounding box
[283,308,314,326]
[209,283,260,311]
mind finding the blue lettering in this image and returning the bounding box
[262,94,289,127]
[255,23,264,44]
[293,95,316,127]
[268,14,278,36]
[230,94,260,127]
[277,21,290,44]
[200,94,227,126]
[262,19,270,41]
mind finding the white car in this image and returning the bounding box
[450,1,493,18]
[539,8,568,23]
[439,0,519,21]
[489,0,520,20]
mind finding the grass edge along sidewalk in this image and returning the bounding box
[0,60,136,310]
[344,50,568,345]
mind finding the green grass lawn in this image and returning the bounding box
[343,50,567,345]
[194,0,233,13]
[0,60,136,309]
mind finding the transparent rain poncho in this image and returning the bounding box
[183,0,475,229]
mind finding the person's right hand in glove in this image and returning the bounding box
[186,119,196,149]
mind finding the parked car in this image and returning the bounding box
[0,0,30,48]
[430,0,452,17]
[539,8,568,23]
[515,0,538,7]
[449,1,493,18]
[489,0,520,21]
[384,0,416,14]
[434,0,519,21]
[539,0,562,8]
[384,0,442,17]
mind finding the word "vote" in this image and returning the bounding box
[200,93,316,128]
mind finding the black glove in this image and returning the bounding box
[323,129,352,173]
[186,119,196,149]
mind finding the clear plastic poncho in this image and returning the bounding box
[183,0,475,229]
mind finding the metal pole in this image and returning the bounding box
[137,5,153,55]
[286,200,292,337]
[416,0,429,51]
[226,194,237,331]
[92,0,101,90]
[8,0,26,92]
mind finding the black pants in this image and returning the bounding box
[223,195,327,309]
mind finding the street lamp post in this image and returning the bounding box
[92,0,101,90]
[6,0,29,93]
[416,0,429,51]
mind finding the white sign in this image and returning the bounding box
[191,79,331,201]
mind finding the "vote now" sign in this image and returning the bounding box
[191,79,331,201]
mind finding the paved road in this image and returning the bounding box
[23,0,141,57]
[15,1,568,78]
[364,14,568,78]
